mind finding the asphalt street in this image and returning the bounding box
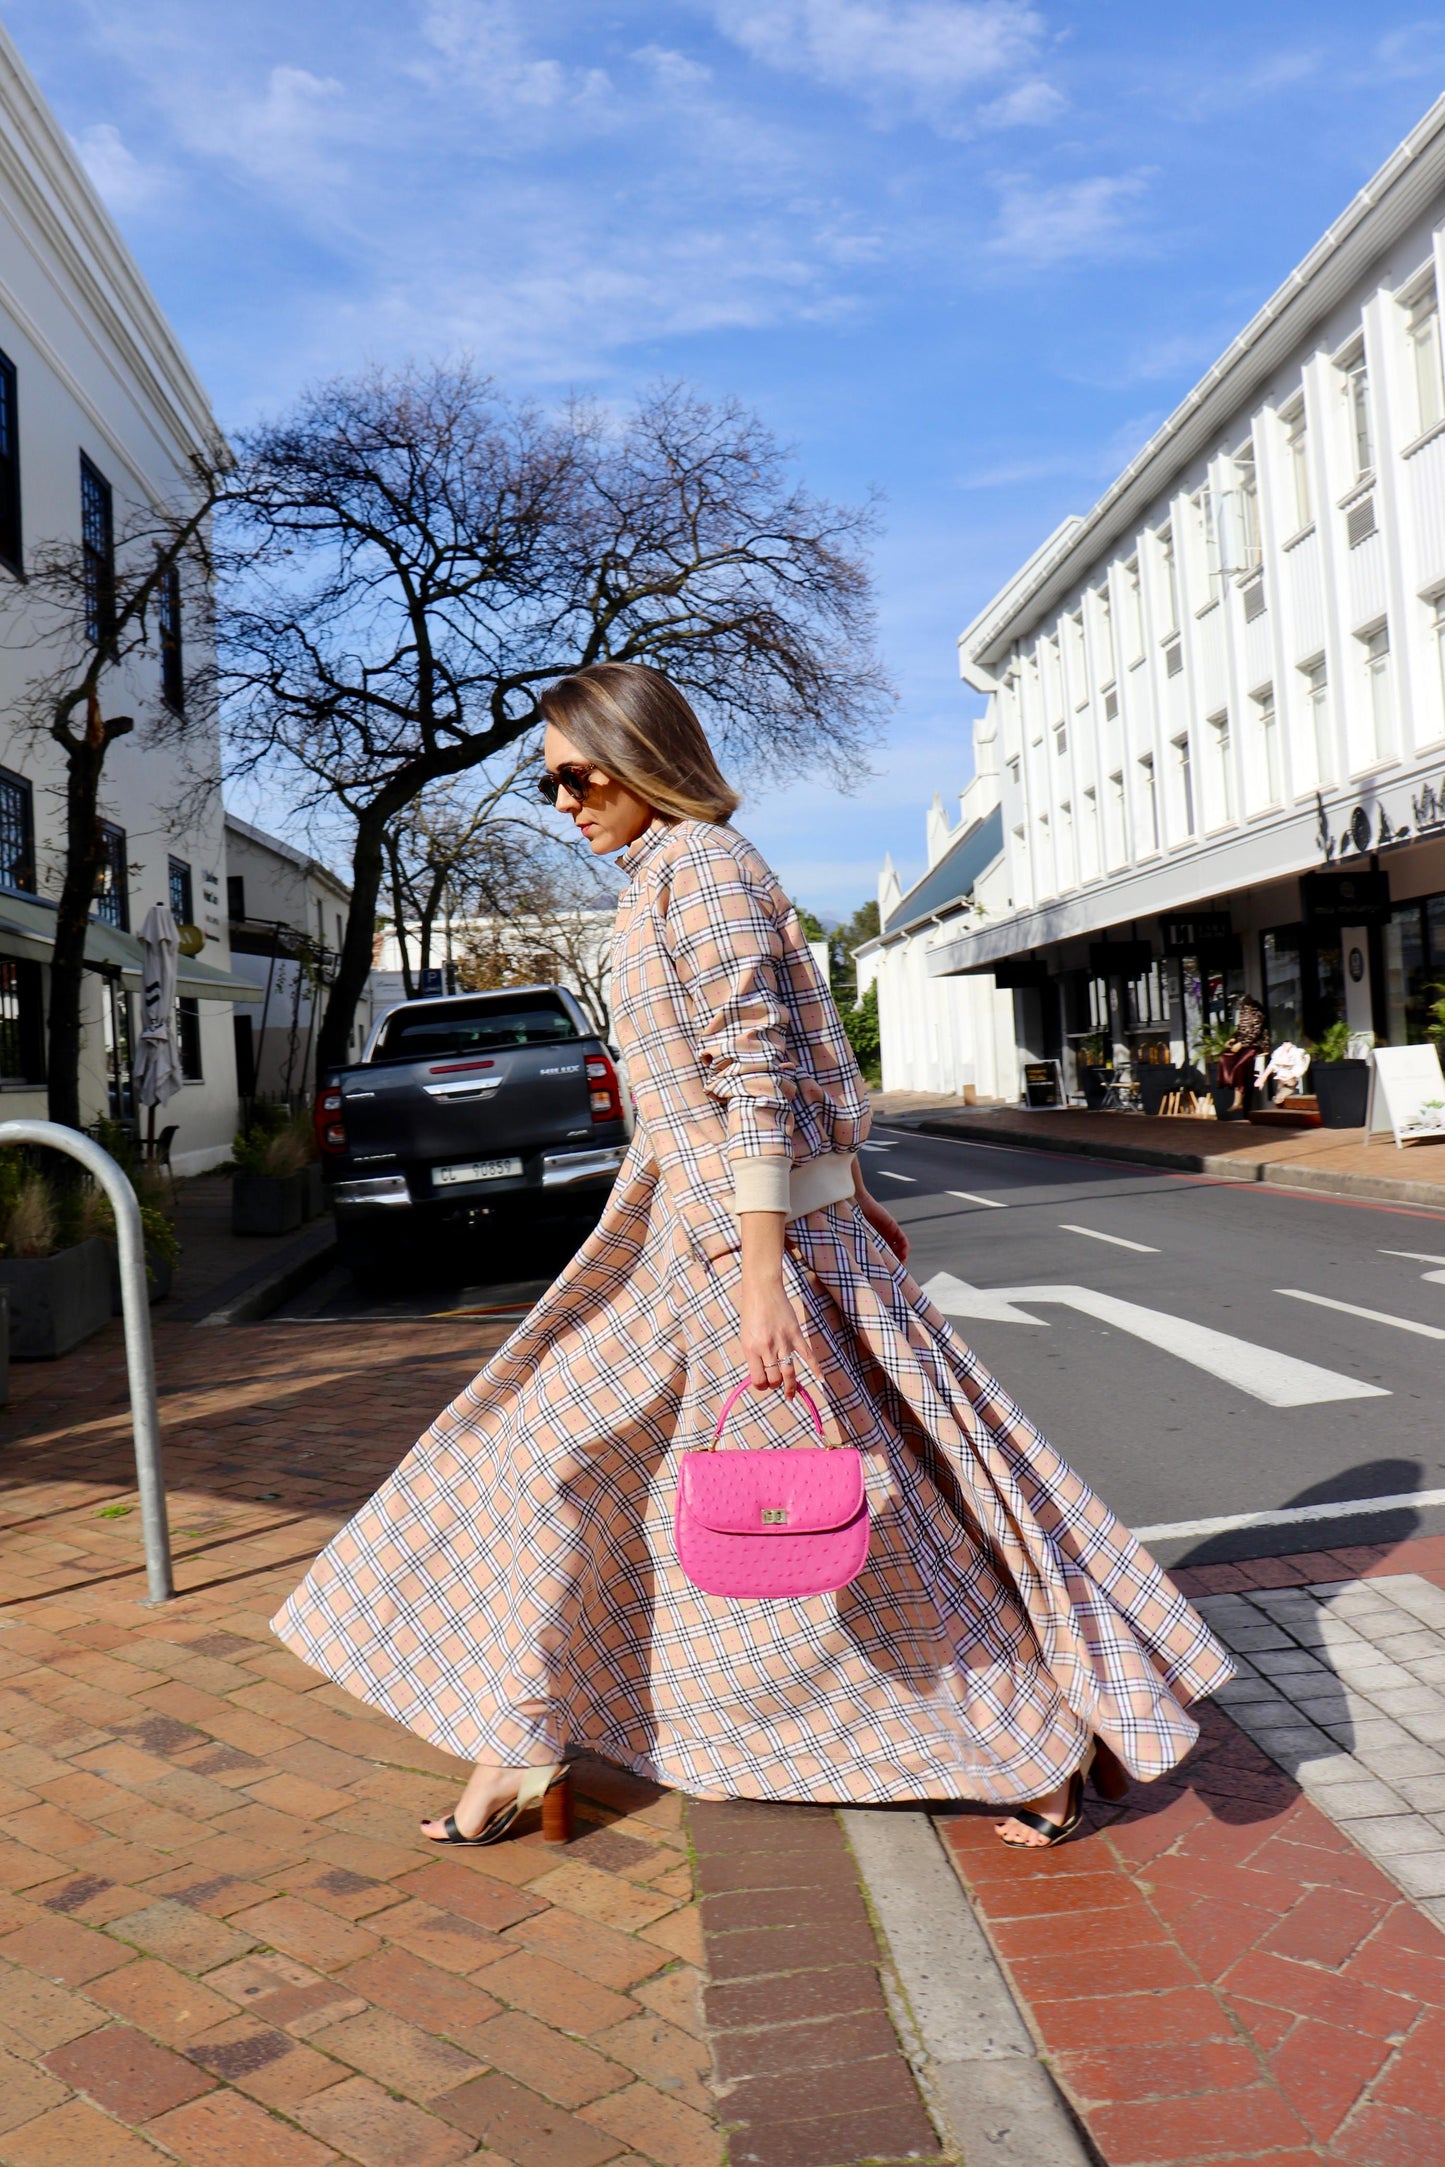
[277,1133,1445,1566]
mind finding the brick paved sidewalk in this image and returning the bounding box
[4,1312,1445,2165]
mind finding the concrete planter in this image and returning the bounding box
[0,1239,111,1358]
[1312,1059,1371,1129]
[232,1169,306,1236]
[107,1241,176,1313]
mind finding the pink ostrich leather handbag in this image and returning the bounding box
[674,1380,870,1601]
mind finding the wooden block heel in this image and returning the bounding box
[542,1770,572,1845]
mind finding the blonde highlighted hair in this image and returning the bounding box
[539,661,740,825]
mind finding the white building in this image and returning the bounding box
[0,27,256,1168]
[370,908,617,1041]
[225,814,356,1106]
[887,93,1445,1101]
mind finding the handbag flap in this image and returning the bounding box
[679,1448,866,1535]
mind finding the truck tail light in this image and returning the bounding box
[585,1053,622,1124]
[314,1084,347,1155]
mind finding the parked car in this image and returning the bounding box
[314,986,630,1283]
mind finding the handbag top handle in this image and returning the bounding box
[711,1377,828,1448]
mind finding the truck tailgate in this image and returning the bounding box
[342,1044,596,1164]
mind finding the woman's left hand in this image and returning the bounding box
[857,1189,909,1264]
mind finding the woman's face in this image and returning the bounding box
[542,723,656,856]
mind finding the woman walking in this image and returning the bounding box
[273,662,1231,1852]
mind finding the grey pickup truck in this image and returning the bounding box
[313,985,630,1283]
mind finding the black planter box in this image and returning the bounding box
[1082,1067,1115,1109]
[232,1169,306,1236]
[0,1239,112,1358]
[1312,1060,1370,1129]
[1137,1066,1178,1117]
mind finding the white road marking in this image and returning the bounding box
[1277,1288,1445,1341]
[921,1273,1388,1407]
[1381,1248,1445,1285]
[859,1141,896,1151]
[1059,1223,1159,1253]
[1134,1489,1445,1543]
[875,1169,916,1183]
[947,1190,1008,1209]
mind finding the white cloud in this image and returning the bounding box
[74,121,166,212]
[986,170,1150,267]
[709,0,1054,131]
[419,0,613,115]
[981,76,1065,127]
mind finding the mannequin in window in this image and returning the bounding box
[1216,994,1271,1113]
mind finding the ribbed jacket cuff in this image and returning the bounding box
[731,1156,792,1215]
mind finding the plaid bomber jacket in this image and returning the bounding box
[611,819,872,1262]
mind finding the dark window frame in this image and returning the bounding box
[168,855,193,926]
[93,818,129,931]
[80,453,115,648]
[0,349,21,577]
[175,995,202,1081]
[227,874,246,922]
[0,958,44,1083]
[158,559,184,711]
[0,766,35,895]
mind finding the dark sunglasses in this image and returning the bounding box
[537,763,598,808]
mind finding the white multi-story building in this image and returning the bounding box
[225,814,355,1107]
[0,26,256,1167]
[888,93,1445,1100]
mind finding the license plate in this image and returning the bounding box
[435,1157,523,1187]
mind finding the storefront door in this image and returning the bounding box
[1261,924,1346,1046]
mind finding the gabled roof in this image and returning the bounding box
[881,805,1003,937]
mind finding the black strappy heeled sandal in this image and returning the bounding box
[425,1764,571,1847]
[996,1738,1129,1850]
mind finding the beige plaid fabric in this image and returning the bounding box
[274,821,1232,1803]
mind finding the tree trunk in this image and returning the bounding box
[317,813,387,1073]
[47,732,110,1132]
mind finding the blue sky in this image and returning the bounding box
[10,3,1445,916]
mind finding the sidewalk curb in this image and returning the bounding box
[840,1808,1097,2167]
[192,1224,338,1326]
[884,1110,1445,1211]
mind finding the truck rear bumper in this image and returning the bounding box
[330,1143,627,1214]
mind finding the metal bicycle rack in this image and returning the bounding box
[0,1119,173,1602]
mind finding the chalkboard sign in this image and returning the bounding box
[1023,1060,1062,1108]
[1367,1044,1445,1148]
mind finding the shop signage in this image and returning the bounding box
[1159,911,1233,954]
[1088,939,1154,975]
[990,957,1051,989]
[1316,772,1445,863]
[1022,1060,1063,1108]
[1300,869,1391,928]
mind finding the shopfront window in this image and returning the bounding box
[1262,925,1346,1046]
[1383,894,1445,1044]
[1263,929,1304,1046]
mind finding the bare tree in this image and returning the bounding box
[0,451,227,1130]
[451,833,619,1034]
[221,366,889,1071]
[380,758,530,999]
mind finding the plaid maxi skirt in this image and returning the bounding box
[273,1158,1233,1805]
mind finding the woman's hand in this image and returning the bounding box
[855,1185,909,1265]
[738,1210,809,1397]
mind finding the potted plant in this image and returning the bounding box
[0,1157,112,1358]
[1077,1033,1114,1108]
[86,1121,181,1308]
[1307,1021,1372,1129]
[231,1105,316,1235]
[1196,1019,1237,1119]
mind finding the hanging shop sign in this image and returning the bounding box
[989,957,1051,989]
[1300,869,1391,928]
[1315,771,1445,863]
[1159,911,1233,955]
[1088,939,1155,975]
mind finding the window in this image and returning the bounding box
[1363,627,1392,761]
[0,767,35,893]
[1209,713,1234,822]
[80,455,115,647]
[1233,446,1262,571]
[1409,286,1444,435]
[0,349,20,574]
[1174,734,1195,836]
[1383,894,1445,1044]
[0,959,43,1082]
[158,561,184,712]
[1137,755,1159,851]
[168,855,193,926]
[1345,355,1373,478]
[94,820,129,930]
[176,997,202,1081]
[1256,689,1282,804]
[1066,611,1087,707]
[1053,722,1068,758]
[227,874,246,921]
[335,912,344,952]
[1304,661,1332,785]
[1159,525,1179,633]
[1103,686,1119,723]
[1192,486,1220,588]
[1285,405,1311,531]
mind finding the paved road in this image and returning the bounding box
[277,1132,1445,1565]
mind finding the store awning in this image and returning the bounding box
[0,891,262,1000]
